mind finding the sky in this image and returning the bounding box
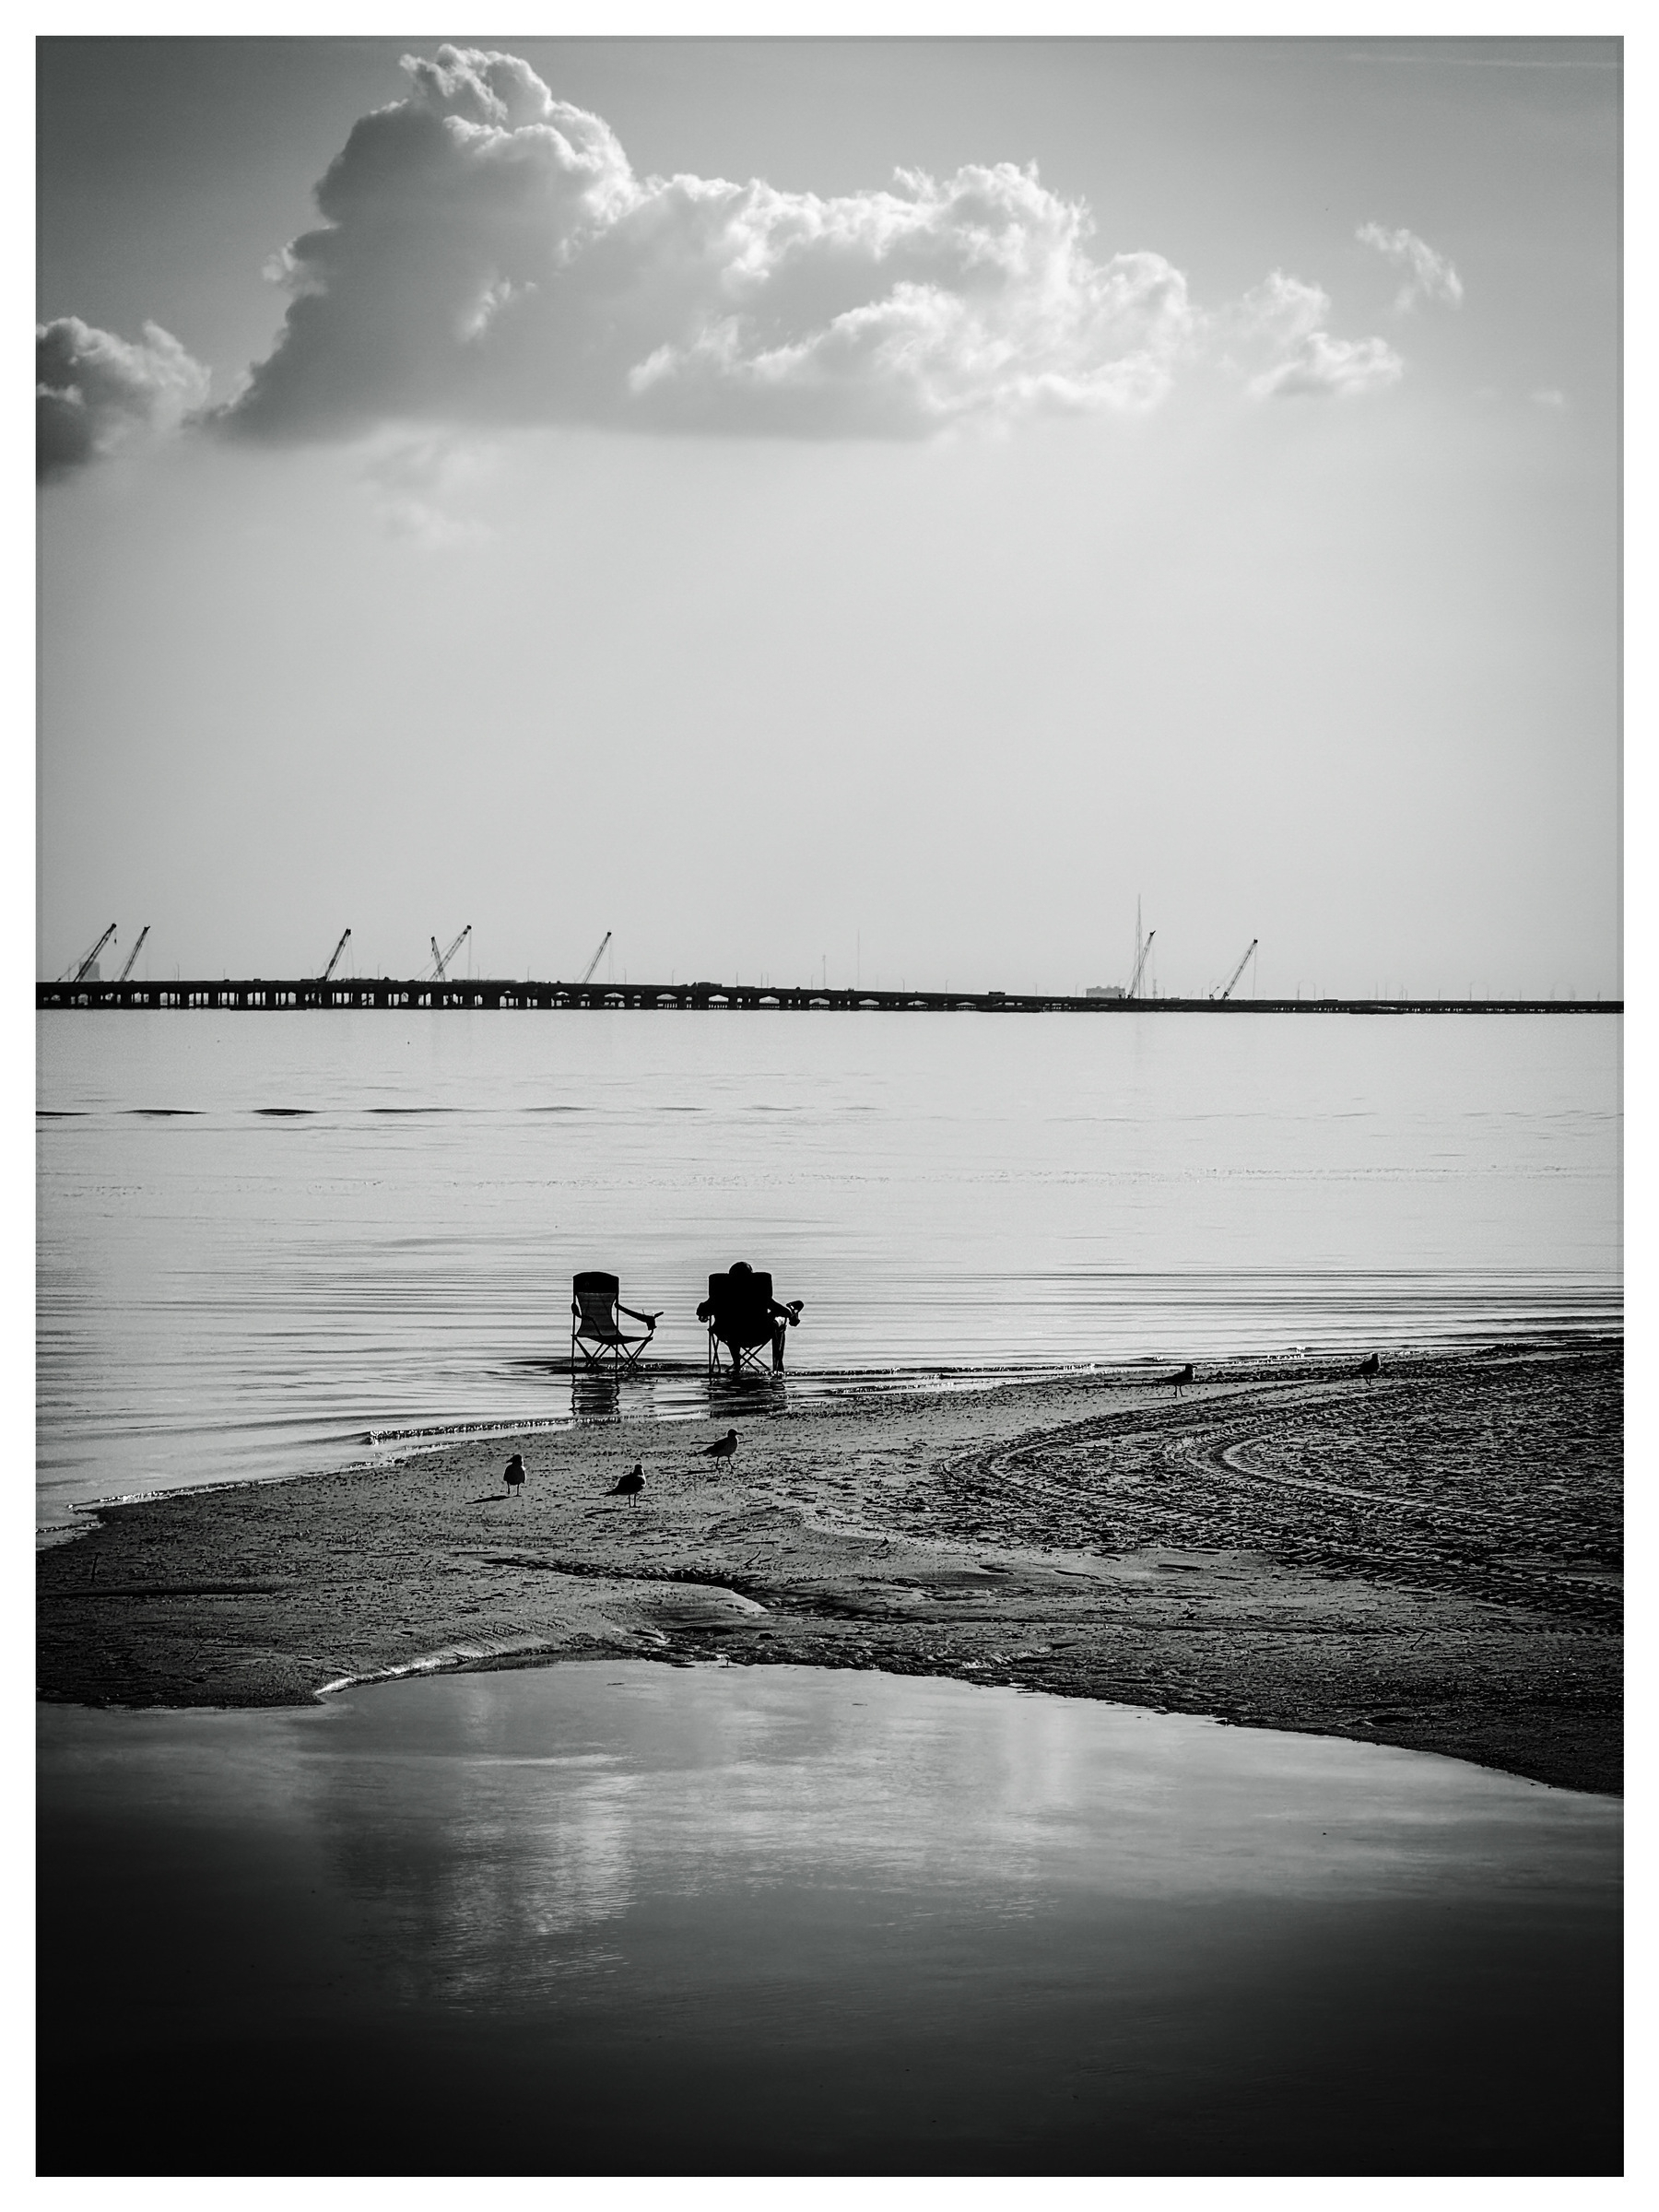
[35,32,1622,999]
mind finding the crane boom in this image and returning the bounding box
[316,927,351,983]
[65,924,118,984]
[116,925,150,982]
[429,924,472,982]
[578,931,612,986]
[1128,927,1155,999]
[1211,937,1258,1001]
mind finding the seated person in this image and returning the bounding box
[697,1260,804,1373]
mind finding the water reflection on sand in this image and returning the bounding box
[39,1662,1619,2175]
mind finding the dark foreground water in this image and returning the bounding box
[38,1663,1620,2176]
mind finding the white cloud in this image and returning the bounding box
[1233,273,1405,401]
[37,316,210,479]
[41,47,1408,470]
[217,45,1206,443]
[1356,222,1465,312]
[1251,332,1405,402]
[1531,386,1569,409]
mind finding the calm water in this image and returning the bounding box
[37,1662,1621,2174]
[37,1010,1619,1524]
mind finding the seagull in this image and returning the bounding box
[503,1453,526,1501]
[701,1428,740,1462]
[610,1463,645,1505]
[1165,1363,1195,1399]
[1358,1352,1381,1384]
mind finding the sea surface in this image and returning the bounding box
[37,1009,1620,1525]
[37,1662,1622,2174]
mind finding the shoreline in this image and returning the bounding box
[41,1322,1621,1535]
[38,1339,1622,1795]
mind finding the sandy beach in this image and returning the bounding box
[38,1339,1621,1795]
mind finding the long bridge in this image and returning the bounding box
[35,977,1621,1015]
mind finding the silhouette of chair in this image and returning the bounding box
[571,1272,660,1374]
[699,1267,803,1377]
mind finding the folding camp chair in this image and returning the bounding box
[571,1272,661,1374]
[699,1267,803,1377]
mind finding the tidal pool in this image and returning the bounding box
[38,1663,1620,2175]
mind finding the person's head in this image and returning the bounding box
[728,1260,753,1280]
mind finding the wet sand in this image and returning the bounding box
[37,1340,1622,1795]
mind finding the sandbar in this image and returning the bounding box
[37,1340,1621,1794]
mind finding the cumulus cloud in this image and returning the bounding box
[217,44,1207,443]
[1356,222,1465,312]
[38,316,210,480]
[45,48,1408,468]
[1231,272,1404,401]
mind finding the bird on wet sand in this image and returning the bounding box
[701,1428,739,1463]
[503,1453,526,1501]
[1165,1363,1195,1399]
[1358,1352,1381,1384]
[610,1463,645,1505]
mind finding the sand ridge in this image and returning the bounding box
[37,1340,1621,1794]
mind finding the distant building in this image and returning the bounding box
[1085,984,1125,999]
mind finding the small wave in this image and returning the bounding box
[37,1110,88,1118]
[365,1414,572,1445]
[127,1108,200,1117]
[318,1630,633,1698]
[368,1106,457,1115]
[254,1108,314,1117]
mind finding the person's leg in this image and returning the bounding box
[771,1321,787,1371]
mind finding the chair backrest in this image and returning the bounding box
[573,1272,618,1332]
[706,1270,773,1323]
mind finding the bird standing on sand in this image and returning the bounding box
[1358,1352,1381,1384]
[503,1453,526,1501]
[1166,1363,1195,1399]
[610,1463,645,1505]
[701,1428,740,1463]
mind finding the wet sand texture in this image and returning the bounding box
[38,1342,1620,1794]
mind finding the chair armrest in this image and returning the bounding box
[618,1304,660,1328]
[696,1300,712,1322]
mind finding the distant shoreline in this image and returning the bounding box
[39,1338,1623,1796]
[36,977,1623,1015]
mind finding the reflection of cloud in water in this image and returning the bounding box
[292,1741,649,2008]
[39,1664,1621,2175]
[289,1663,1623,2002]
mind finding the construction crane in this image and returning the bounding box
[62,924,117,985]
[1128,927,1155,1000]
[1210,938,1258,1001]
[316,927,351,983]
[116,925,150,982]
[429,924,472,982]
[578,931,612,986]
